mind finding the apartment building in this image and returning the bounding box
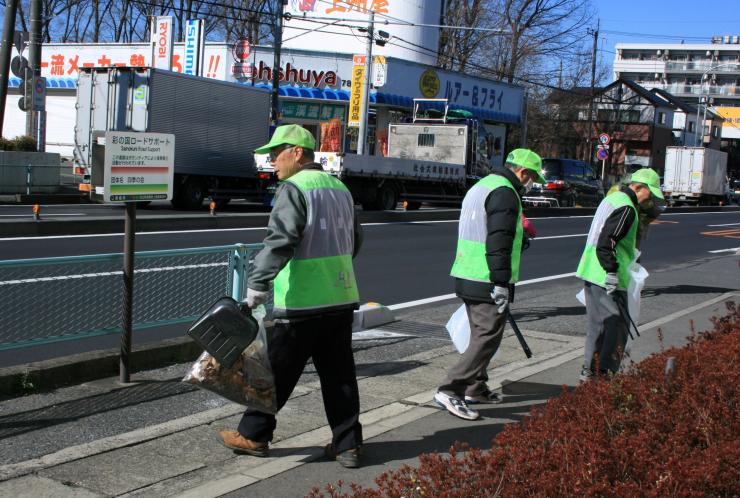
[613,36,740,108]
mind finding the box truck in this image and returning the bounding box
[74,67,271,209]
[664,147,728,206]
[256,100,500,210]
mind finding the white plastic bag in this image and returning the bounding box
[626,262,648,324]
[446,304,471,354]
[576,288,586,306]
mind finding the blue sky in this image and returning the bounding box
[594,0,740,76]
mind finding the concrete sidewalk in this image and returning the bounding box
[0,254,736,498]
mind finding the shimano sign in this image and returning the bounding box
[183,19,204,76]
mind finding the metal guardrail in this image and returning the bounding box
[0,243,263,350]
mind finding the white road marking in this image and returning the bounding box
[663,211,740,216]
[0,226,267,241]
[352,330,411,340]
[535,233,586,240]
[708,247,740,254]
[707,222,740,227]
[387,272,578,311]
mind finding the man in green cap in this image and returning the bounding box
[435,148,545,421]
[218,124,364,468]
[576,167,664,381]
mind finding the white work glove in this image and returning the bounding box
[604,273,619,295]
[491,285,510,314]
[244,288,269,309]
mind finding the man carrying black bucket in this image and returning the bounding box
[218,124,364,468]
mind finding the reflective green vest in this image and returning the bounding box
[576,191,638,290]
[273,169,359,315]
[450,174,523,283]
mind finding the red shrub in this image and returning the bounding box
[308,302,739,498]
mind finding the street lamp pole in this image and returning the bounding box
[694,63,735,146]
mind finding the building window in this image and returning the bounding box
[417,133,435,147]
[712,125,719,138]
[658,112,666,125]
[688,121,695,133]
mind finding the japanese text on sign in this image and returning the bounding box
[444,80,504,111]
[292,0,391,14]
[348,60,365,127]
[104,132,175,203]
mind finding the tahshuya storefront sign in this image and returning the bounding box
[10,41,524,125]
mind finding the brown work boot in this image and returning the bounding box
[324,443,362,468]
[218,430,269,457]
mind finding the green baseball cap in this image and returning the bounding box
[254,124,316,154]
[630,168,664,200]
[505,148,546,184]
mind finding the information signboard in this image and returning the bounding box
[104,131,175,202]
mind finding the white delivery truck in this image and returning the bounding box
[256,100,500,210]
[664,146,728,206]
[74,67,272,209]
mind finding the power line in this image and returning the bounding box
[600,29,709,42]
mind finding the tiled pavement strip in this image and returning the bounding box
[0,259,737,497]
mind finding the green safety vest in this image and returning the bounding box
[450,174,523,283]
[273,169,359,315]
[576,190,638,290]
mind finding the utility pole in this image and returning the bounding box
[586,19,599,163]
[0,0,20,138]
[357,10,374,156]
[270,0,284,128]
[26,0,41,145]
[520,90,528,147]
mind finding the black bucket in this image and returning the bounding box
[187,297,259,369]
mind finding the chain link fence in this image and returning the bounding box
[0,244,263,350]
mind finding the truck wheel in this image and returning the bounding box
[172,179,205,210]
[404,200,421,211]
[377,185,398,211]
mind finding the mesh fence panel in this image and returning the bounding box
[0,244,263,349]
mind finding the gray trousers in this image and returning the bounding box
[583,281,629,374]
[439,300,506,398]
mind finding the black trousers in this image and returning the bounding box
[238,309,363,453]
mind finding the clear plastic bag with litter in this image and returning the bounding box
[182,305,277,414]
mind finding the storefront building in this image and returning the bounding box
[4,41,524,167]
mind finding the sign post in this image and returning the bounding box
[103,131,175,383]
[597,133,611,185]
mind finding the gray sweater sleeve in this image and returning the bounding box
[247,183,307,291]
[353,212,363,258]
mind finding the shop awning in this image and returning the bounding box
[8,77,77,89]
[6,78,519,124]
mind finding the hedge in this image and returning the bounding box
[308,301,739,498]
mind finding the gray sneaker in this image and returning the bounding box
[579,366,594,383]
[434,391,480,420]
[464,391,503,404]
